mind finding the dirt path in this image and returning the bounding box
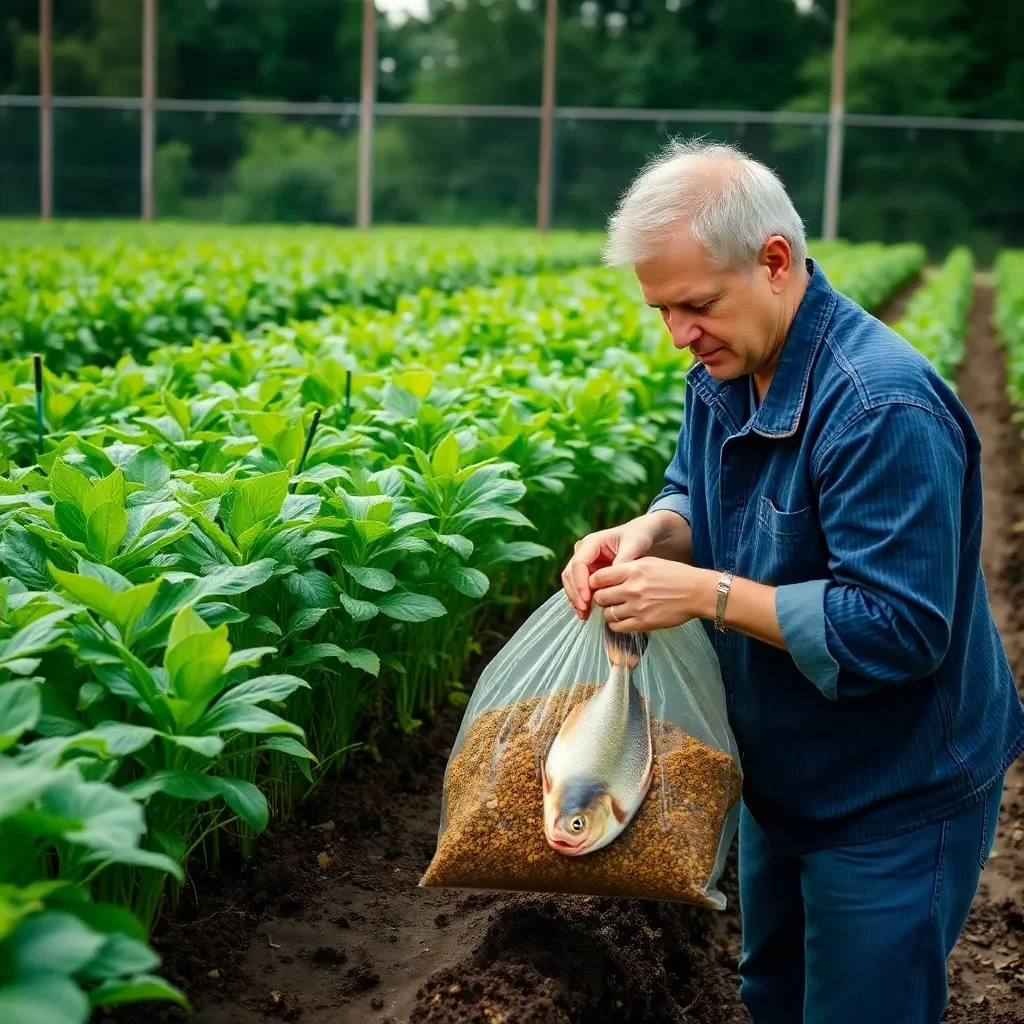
[943,282,1024,1023]
[108,282,1024,1024]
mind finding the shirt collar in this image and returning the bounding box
[685,258,838,439]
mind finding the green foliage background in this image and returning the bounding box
[1,0,1023,258]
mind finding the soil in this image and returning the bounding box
[105,281,1024,1024]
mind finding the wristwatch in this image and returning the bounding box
[714,571,734,633]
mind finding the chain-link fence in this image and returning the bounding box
[2,0,1023,262]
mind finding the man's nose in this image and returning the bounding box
[667,312,703,349]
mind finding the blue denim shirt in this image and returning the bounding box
[648,258,1024,854]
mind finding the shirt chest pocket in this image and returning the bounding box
[745,495,825,585]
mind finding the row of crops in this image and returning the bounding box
[0,230,970,1021]
[0,225,604,372]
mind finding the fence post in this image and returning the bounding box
[141,0,157,221]
[357,0,376,229]
[39,0,52,219]
[537,0,558,233]
[822,0,849,241]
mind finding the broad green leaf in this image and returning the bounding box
[111,581,161,637]
[0,526,51,591]
[338,593,379,622]
[164,606,231,708]
[188,559,276,601]
[48,567,120,625]
[78,559,131,593]
[481,541,556,565]
[391,511,435,531]
[0,608,74,666]
[76,681,105,710]
[376,592,447,623]
[396,369,435,398]
[226,471,289,540]
[340,648,380,676]
[123,770,218,802]
[282,569,335,608]
[53,502,89,545]
[83,468,125,519]
[0,681,40,751]
[86,501,128,563]
[48,458,91,509]
[285,643,347,668]
[58,900,145,943]
[224,647,276,673]
[443,566,490,599]
[376,535,433,556]
[0,976,89,1024]
[164,733,224,757]
[436,533,474,560]
[79,932,160,981]
[163,391,192,432]
[252,614,283,636]
[286,607,327,634]
[195,702,303,738]
[82,722,157,757]
[6,911,106,976]
[343,563,396,592]
[89,974,190,1010]
[206,776,268,831]
[260,736,317,763]
[122,447,171,490]
[431,433,460,477]
[215,674,308,708]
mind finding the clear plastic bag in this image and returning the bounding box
[420,590,743,909]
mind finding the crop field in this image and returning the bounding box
[1,225,1023,1024]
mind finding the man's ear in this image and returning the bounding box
[760,235,794,292]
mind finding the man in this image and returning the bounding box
[561,139,1024,1024]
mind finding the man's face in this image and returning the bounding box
[635,232,792,381]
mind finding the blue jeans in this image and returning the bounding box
[738,778,1003,1024]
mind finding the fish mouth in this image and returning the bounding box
[547,834,590,855]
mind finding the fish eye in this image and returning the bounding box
[570,815,586,833]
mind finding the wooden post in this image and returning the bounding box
[141,0,157,221]
[357,0,376,229]
[822,0,849,241]
[537,0,558,232]
[39,0,52,219]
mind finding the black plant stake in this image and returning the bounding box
[291,407,322,493]
[33,354,44,458]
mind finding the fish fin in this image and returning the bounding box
[541,757,552,795]
[610,795,628,825]
[555,697,588,742]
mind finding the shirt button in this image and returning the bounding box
[735,495,745,508]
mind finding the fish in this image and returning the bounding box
[540,624,653,856]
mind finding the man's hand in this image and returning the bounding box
[560,511,692,620]
[590,557,789,651]
[589,558,715,632]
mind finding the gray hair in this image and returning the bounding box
[601,138,808,274]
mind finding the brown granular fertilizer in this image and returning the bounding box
[421,685,742,908]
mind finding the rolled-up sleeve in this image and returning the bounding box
[775,401,966,699]
[647,417,691,524]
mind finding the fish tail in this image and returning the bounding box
[603,623,649,669]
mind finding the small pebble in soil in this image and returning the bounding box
[371,995,385,1010]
